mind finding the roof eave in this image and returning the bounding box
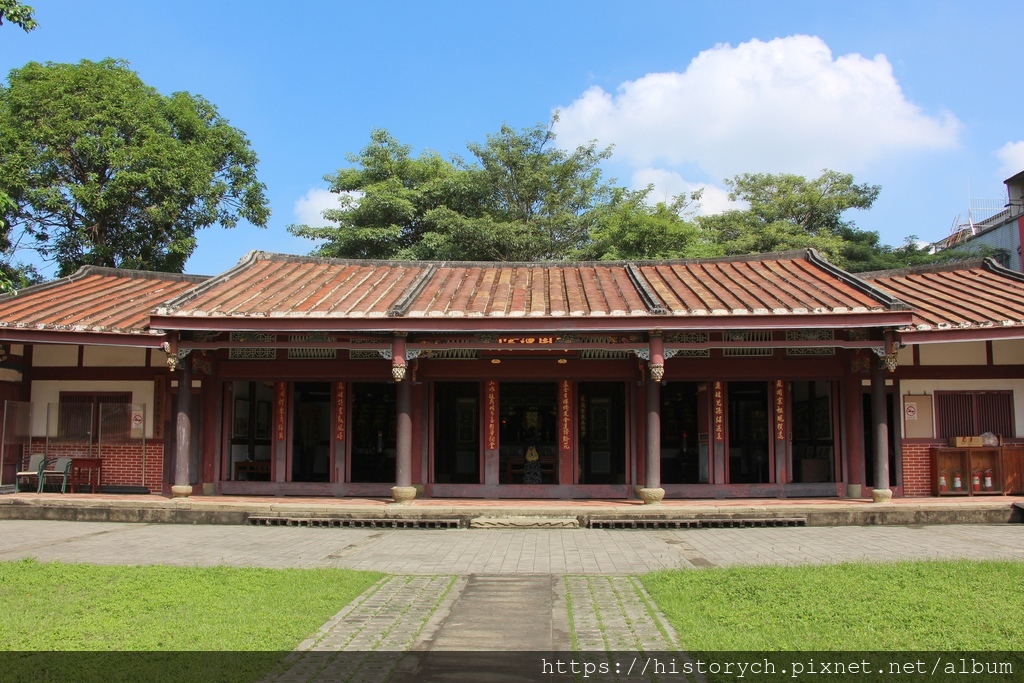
[0,328,169,347]
[148,310,913,334]
[896,326,1024,344]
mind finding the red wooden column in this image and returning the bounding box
[870,356,889,499]
[843,352,866,494]
[172,353,192,498]
[484,380,499,487]
[391,334,416,503]
[559,380,574,486]
[871,331,897,502]
[640,333,664,503]
[395,380,412,487]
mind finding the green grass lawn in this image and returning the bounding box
[0,558,383,682]
[641,559,1024,650]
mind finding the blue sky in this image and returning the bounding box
[2,0,1022,278]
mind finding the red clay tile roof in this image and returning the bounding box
[863,259,1024,333]
[0,266,208,336]
[153,250,904,327]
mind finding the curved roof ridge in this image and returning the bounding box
[241,248,814,270]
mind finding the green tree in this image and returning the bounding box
[0,3,36,289]
[581,186,714,260]
[0,59,269,276]
[290,119,616,261]
[460,118,613,259]
[289,129,478,260]
[695,170,963,271]
[724,170,880,237]
[0,0,36,32]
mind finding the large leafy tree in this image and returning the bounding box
[0,59,269,276]
[290,119,615,261]
[580,186,713,261]
[290,129,480,260]
[0,1,36,31]
[694,170,969,271]
[696,170,879,266]
[0,1,36,291]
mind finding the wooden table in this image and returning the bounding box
[69,457,103,493]
[235,460,271,481]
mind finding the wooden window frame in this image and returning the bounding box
[934,390,1015,439]
[57,391,133,442]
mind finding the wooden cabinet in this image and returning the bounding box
[930,447,1003,496]
[1002,446,1024,494]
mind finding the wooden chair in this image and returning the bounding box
[14,454,45,493]
[40,457,73,493]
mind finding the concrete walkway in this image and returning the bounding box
[4,520,1023,570]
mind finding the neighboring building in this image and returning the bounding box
[1,249,1022,501]
[933,170,1024,271]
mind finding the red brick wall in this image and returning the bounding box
[31,439,164,492]
[901,440,944,497]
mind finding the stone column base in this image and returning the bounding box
[390,485,417,504]
[870,488,893,503]
[170,484,192,498]
[637,487,665,505]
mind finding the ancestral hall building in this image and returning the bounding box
[1,249,1023,502]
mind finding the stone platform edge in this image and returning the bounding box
[0,496,1021,527]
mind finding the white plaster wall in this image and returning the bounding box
[992,340,1024,365]
[29,380,156,438]
[151,349,168,367]
[918,341,987,366]
[899,378,1024,439]
[898,345,914,366]
[83,345,147,367]
[32,345,78,367]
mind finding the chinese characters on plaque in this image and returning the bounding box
[713,381,724,442]
[276,382,287,441]
[335,381,346,441]
[561,380,572,451]
[774,379,785,441]
[486,380,498,450]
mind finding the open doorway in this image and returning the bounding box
[578,382,626,484]
[291,382,331,482]
[728,382,770,484]
[499,382,557,484]
[350,382,396,483]
[434,382,480,483]
[791,380,835,483]
[661,382,708,484]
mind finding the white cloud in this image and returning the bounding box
[293,187,340,227]
[630,168,739,215]
[555,35,962,180]
[995,141,1024,181]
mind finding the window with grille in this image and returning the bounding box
[58,392,132,441]
[934,391,1015,439]
[723,330,774,357]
